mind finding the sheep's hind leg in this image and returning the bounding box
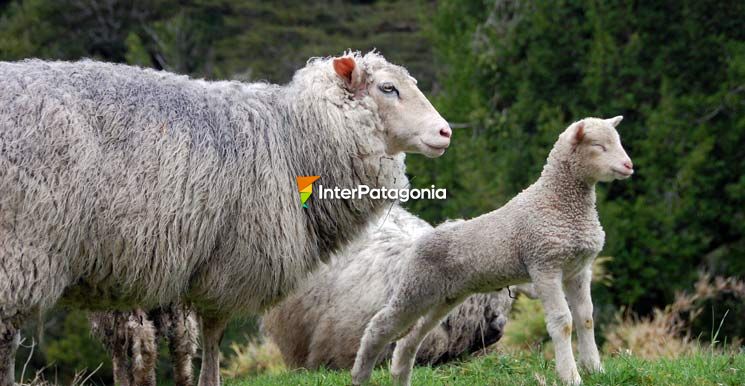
[390,299,463,386]
[168,308,198,386]
[197,316,227,386]
[128,310,158,386]
[533,272,581,385]
[564,267,602,373]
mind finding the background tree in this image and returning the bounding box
[411,0,744,331]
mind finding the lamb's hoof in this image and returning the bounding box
[559,369,582,385]
[581,361,604,374]
[391,371,412,386]
[351,369,370,386]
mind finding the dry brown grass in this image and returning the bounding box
[603,273,744,359]
[221,338,286,378]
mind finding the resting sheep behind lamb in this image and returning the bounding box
[352,116,634,386]
[0,51,451,386]
[88,305,198,386]
[263,206,515,370]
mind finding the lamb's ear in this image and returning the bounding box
[607,115,623,127]
[570,120,585,145]
[333,56,363,90]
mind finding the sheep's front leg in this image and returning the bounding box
[565,267,602,373]
[391,300,460,386]
[0,326,19,386]
[533,273,581,385]
[198,316,227,386]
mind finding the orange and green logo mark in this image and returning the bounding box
[296,176,321,208]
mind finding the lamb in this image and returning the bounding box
[88,306,198,386]
[0,51,452,386]
[263,206,515,370]
[351,116,634,386]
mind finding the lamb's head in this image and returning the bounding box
[332,53,452,158]
[560,116,634,183]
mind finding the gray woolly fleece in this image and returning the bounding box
[0,52,419,382]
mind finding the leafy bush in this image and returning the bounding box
[411,0,745,317]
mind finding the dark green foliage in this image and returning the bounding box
[412,0,745,323]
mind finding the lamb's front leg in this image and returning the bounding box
[565,267,602,372]
[390,300,461,386]
[198,316,227,386]
[533,273,581,385]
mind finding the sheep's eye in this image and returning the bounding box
[592,144,607,151]
[379,83,398,96]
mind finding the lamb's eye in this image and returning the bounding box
[379,83,398,96]
[592,144,607,151]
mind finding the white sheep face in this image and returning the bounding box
[568,116,634,183]
[333,57,451,158]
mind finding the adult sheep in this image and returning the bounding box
[0,51,451,386]
[264,205,515,370]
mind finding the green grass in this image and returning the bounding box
[226,350,745,386]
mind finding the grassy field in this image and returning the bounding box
[226,350,745,386]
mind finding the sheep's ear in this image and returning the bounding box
[571,120,585,145]
[607,115,623,127]
[333,56,363,90]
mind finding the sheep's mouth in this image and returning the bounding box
[421,140,450,151]
[612,168,633,178]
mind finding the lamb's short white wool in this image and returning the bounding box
[352,117,634,386]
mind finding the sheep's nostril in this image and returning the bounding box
[624,160,633,170]
[439,127,452,139]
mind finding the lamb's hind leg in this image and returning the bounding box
[352,279,444,386]
[390,299,463,386]
[532,272,581,385]
[351,304,421,385]
[565,267,602,372]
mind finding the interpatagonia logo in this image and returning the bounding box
[296,175,447,209]
[296,176,321,208]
